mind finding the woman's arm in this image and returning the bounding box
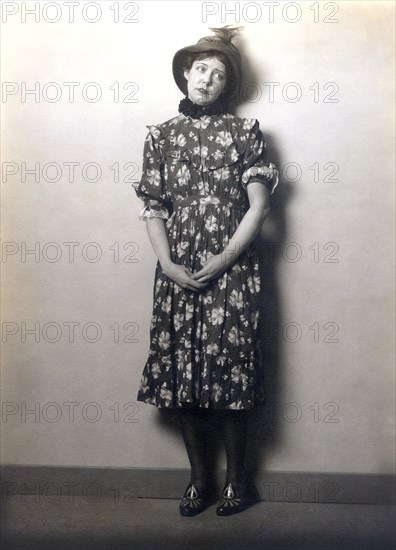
[191,182,270,283]
[145,217,208,292]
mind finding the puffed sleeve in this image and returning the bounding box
[241,119,279,195]
[133,124,173,221]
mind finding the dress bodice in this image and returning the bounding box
[134,112,278,221]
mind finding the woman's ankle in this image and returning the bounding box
[190,472,208,491]
[225,468,248,487]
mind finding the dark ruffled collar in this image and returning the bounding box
[178,96,228,119]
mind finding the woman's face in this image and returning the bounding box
[183,56,227,106]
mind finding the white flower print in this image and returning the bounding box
[214,167,230,181]
[176,164,190,186]
[251,310,259,330]
[213,149,224,160]
[146,168,161,186]
[176,241,189,257]
[159,385,173,405]
[180,209,190,223]
[241,373,249,390]
[192,145,209,158]
[148,125,161,139]
[231,366,241,383]
[218,273,228,290]
[176,348,185,366]
[243,118,254,130]
[174,313,184,331]
[177,134,187,147]
[227,326,246,346]
[229,401,243,410]
[192,116,211,130]
[229,289,244,309]
[185,302,194,321]
[184,362,192,381]
[207,343,220,355]
[211,383,223,402]
[230,367,248,390]
[197,180,205,193]
[150,315,157,330]
[247,275,260,293]
[151,363,161,379]
[210,307,225,325]
[161,295,172,313]
[158,331,171,350]
[215,131,233,147]
[229,146,239,162]
[140,375,149,393]
[205,215,218,233]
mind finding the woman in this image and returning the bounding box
[133,25,278,516]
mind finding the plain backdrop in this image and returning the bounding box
[1,0,395,474]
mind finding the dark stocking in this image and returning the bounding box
[179,407,210,491]
[223,410,249,487]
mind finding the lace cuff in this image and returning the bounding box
[241,162,279,195]
[138,201,170,221]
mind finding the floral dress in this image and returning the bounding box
[133,112,278,410]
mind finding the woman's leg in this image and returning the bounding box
[215,410,253,515]
[222,410,249,486]
[179,407,210,490]
[178,407,213,516]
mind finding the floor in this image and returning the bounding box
[1,497,395,550]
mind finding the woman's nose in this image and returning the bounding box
[202,72,214,86]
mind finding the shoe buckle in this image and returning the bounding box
[188,484,198,500]
[224,483,234,499]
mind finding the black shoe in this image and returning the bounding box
[179,483,210,517]
[216,482,254,516]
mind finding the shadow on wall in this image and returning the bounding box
[153,37,294,489]
[233,36,292,477]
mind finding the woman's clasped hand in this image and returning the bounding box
[163,252,230,292]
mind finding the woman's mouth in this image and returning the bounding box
[197,88,210,95]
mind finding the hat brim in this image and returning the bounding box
[172,41,241,98]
